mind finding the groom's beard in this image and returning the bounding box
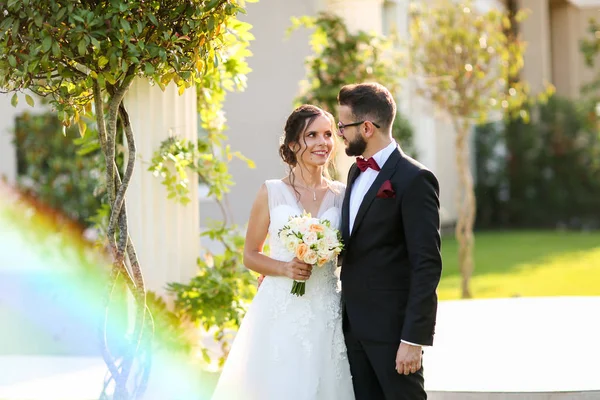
[344,135,367,157]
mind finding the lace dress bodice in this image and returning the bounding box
[263,179,345,296]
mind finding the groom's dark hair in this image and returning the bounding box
[337,82,396,132]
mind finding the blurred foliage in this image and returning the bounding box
[408,0,545,123]
[149,135,254,206]
[476,16,600,230]
[167,223,256,367]
[13,111,104,228]
[145,291,195,355]
[475,95,600,229]
[150,132,257,367]
[289,13,416,158]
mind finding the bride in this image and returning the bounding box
[210,104,355,400]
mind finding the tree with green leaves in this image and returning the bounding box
[289,13,416,159]
[408,0,551,298]
[0,0,254,398]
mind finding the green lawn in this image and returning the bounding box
[438,230,600,300]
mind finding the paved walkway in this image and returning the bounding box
[423,296,600,394]
[0,356,105,400]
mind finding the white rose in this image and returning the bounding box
[300,219,312,233]
[285,236,300,253]
[303,231,318,246]
[317,239,329,254]
[324,233,337,247]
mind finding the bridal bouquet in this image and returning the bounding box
[278,213,343,296]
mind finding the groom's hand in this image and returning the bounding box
[395,342,422,375]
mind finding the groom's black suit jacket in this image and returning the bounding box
[341,146,442,346]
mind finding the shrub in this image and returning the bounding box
[475,95,600,229]
[13,111,104,228]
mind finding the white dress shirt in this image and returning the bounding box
[349,140,397,233]
[349,140,424,347]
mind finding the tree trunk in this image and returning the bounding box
[94,77,150,400]
[454,117,476,299]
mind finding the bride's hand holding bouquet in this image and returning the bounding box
[278,213,343,296]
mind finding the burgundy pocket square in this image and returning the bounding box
[376,180,395,198]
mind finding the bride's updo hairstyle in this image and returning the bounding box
[279,105,337,197]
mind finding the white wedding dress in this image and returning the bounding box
[211,179,355,400]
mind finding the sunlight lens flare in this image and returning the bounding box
[0,184,218,399]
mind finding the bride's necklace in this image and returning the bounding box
[295,181,323,201]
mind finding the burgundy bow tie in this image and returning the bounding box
[356,157,380,172]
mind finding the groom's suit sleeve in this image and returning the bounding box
[400,169,443,346]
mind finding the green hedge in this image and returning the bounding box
[13,111,104,228]
[475,95,600,229]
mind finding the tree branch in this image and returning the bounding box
[107,102,135,255]
[93,81,108,155]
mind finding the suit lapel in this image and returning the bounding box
[342,164,361,244]
[350,147,402,238]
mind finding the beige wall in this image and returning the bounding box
[519,0,553,94]
[548,2,600,98]
[511,0,600,98]
[204,0,321,227]
[324,0,384,184]
[577,7,600,91]
[550,2,583,97]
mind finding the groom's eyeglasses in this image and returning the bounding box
[337,120,380,134]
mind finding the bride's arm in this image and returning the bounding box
[243,184,312,280]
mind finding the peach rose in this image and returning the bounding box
[317,257,328,267]
[295,243,309,260]
[309,224,325,233]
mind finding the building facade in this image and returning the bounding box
[1,0,599,251]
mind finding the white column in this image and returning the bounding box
[124,79,200,297]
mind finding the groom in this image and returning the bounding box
[338,82,442,399]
